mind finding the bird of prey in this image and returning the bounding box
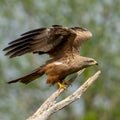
[3,25,98,88]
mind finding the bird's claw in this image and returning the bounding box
[57,80,72,89]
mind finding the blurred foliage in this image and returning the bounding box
[0,0,120,120]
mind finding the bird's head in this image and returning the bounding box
[73,56,98,71]
[83,57,98,68]
[77,56,98,68]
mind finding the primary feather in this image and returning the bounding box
[3,25,92,58]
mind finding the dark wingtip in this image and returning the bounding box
[21,27,46,36]
[7,81,12,84]
[7,79,19,84]
[52,25,63,27]
[7,81,14,84]
[3,47,8,51]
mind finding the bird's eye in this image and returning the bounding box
[88,60,94,63]
[71,27,88,32]
[76,27,87,31]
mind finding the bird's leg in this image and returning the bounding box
[57,70,85,89]
[57,80,69,89]
[57,82,66,89]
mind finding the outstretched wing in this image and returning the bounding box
[3,25,77,58]
[71,27,92,53]
[3,25,92,58]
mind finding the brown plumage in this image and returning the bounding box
[3,25,97,87]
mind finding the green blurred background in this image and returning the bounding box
[0,0,120,120]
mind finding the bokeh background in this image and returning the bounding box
[0,0,120,120]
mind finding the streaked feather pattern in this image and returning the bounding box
[3,25,92,58]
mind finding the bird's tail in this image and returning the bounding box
[7,66,45,84]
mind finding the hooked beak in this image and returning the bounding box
[94,60,98,65]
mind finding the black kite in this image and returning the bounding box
[3,25,98,88]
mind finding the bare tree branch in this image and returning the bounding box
[27,70,101,120]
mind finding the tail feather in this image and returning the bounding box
[8,66,44,84]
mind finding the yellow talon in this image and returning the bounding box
[57,80,70,89]
[57,82,67,89]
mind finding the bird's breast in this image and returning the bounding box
[44,55,83,77]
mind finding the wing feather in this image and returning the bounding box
[3,25,77,58]
[21,28,46,36]
[71,27,92,48]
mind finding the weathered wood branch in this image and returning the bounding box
[27,70,101,120]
